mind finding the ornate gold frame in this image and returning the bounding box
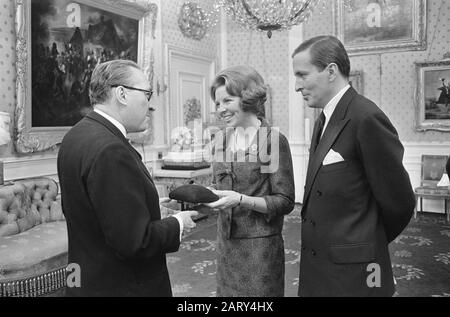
[415,60,450,132]
[14,0,158,153]
[334,0,427,55]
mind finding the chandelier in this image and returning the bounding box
[220,0,323,38]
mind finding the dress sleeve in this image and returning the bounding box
[263,131,296,222]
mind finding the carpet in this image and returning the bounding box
[167,206,450,297]
[391,213,450,297]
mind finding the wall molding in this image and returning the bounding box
[2,144,169,182]
[402,141,450,185]
[289,142,309,203]
[3,155,58,181]
[219,8,227,70]
[288,25,304,143]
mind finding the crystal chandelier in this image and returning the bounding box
[220,0,323,38]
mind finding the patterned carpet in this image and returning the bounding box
[167,205,450,297]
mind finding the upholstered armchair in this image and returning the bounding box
[0,178,67,297]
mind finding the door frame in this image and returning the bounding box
[164,44,217,145]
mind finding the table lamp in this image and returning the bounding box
[437,173,450,188]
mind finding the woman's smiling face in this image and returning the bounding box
[214,85,248,128]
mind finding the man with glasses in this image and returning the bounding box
[292,36,415,297]
[57,60,198,297]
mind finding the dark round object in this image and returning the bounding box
[169,184,219,204]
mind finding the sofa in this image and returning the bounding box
[0,178,67,297]
[0,178,201,297]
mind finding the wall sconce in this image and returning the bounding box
[157,80,168,96]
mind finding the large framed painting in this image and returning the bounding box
[415,60,450,132]
[15,0,158,153]
[334,0,427,55]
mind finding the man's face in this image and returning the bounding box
[123,68,151,133]
[293,50,332,109]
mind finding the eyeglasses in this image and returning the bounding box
[111,85,153,101]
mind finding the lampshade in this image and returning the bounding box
[437,173,450,187]
[220,0,322,38]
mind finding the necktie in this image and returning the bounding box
[312,112,326,153]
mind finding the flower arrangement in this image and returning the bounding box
[171,127,193,152]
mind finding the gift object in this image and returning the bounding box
[169,184,219,204]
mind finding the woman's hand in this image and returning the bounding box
[159,197,172,204]
[204,190,242,210]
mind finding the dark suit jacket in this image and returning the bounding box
[57,111,180,297]
[299,87,415,297]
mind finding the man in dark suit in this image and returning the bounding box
[292,36,415,297]
[57,60,198,297]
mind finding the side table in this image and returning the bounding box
[414,186,450,222]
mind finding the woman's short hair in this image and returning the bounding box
[210,66,267,116]
[89,59,141,105]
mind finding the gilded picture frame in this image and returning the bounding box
[415,60,450,132]
[334,0,427,55]
[15,0,158,153]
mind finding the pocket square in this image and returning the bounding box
[323,149,345,166]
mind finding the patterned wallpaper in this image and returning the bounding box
[0,0,16,157]
[304,0,450,142]
[161,0,218,59]
[226,20,291,136]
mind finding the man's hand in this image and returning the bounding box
[160,198,198,232]
[176,210,199,230]
[159,197,172,204]
[160,205,176,219]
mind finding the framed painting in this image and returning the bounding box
[15,0,158,153]
[334,0,427,55]
[415,60,450,132]
[349,70,364,95]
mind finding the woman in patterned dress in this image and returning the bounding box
[205,66,295,297]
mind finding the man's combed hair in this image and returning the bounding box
[89,59,140,105]
[210,65,267,117]
[292,35,351,78]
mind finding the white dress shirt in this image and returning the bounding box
[94,108,184,240]
[94,108,127,137]
[321,84,351,138]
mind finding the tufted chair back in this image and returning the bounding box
[0,178,64,237]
